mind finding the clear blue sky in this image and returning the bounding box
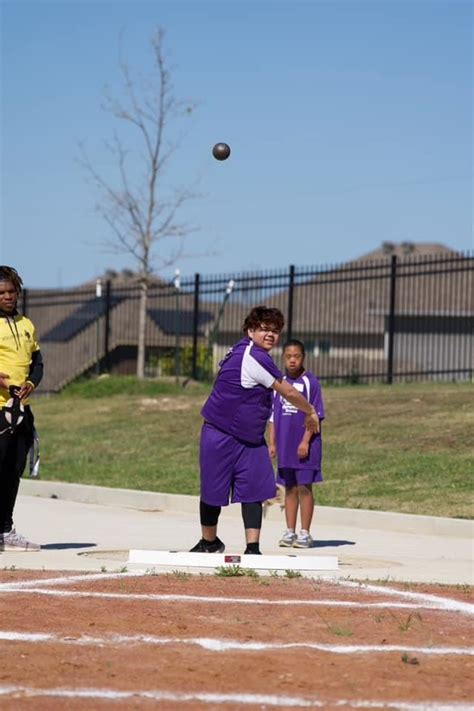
[1,0,472,288]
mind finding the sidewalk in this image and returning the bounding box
[3,479,473,585]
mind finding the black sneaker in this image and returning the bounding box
[244,547,262,555]
[190,537,225,553]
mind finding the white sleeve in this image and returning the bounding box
[302,375,310,402]
[241,347,276,389]
[268,391,276,423]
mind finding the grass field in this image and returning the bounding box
[31,376,473,519]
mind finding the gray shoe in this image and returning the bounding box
[279,529,296,547]
[0,528,41,552]
[293,530,313,548]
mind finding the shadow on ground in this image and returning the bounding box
[40,543,98,550]
[311,540,356,548]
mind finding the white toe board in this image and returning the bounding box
[128,550,338,571]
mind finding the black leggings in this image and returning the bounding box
[200,500,263,530]
[0,408,35,533]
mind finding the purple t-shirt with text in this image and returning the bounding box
[271,370,324,470]
[201,337,283,444]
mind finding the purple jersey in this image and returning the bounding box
[271,370,324,470]
[201,337,283,444]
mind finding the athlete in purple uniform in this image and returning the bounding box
[268,339,324,549]
[191,306,320,555]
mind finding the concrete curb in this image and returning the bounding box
[20,478,473,539]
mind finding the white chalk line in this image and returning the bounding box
[337,579,474,615]
[0,585,471,615]
[1,629,473,656]
[0,685,471,709]
[0,570,472,615]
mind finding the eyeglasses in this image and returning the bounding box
[257,325,281,335]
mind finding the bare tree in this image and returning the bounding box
[81,27,200,378]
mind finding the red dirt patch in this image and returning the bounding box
[0,571,472,710]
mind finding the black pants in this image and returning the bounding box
[0,407,34,533]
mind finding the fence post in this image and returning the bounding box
[191,273,200,380]
[386,255,398,384]
[103,280,112,373]
[287,265,295,341]
[21,288,28,316]
[174,270,181,385]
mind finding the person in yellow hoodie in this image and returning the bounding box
[0,266,43,551]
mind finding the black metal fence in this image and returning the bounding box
[25,251,473,392]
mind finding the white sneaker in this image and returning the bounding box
[0,528,41,552]
[279,529,296,547]
[294,530,313,548]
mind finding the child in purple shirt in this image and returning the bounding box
[268,339,325,549]
[191,306,320,555]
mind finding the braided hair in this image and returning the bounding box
[0,266,23,294]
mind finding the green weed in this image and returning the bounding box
[398,612,423,632]
[214,565,259,578]
[168,570,191,580]
[401,653,420,665]
[328,625,353,637]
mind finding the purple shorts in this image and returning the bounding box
[200,423,276,506]
[276,467,323,487]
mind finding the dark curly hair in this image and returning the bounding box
[242,305,284,333]
[0,266,23,294]
[283,338,305,356]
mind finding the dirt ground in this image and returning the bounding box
[0,570,472,710]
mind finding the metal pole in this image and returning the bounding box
[95,278,102,376]
[174,269,181,385]
[387,255,397,385]
[213,280,235,339]
[206,279,235,376]
[191,273,200,381]
[287,264,295,341]
[103,280,111,373]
